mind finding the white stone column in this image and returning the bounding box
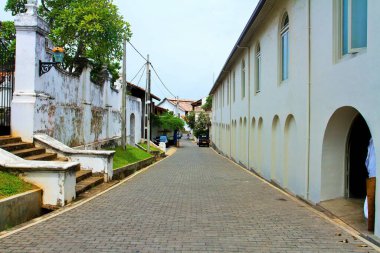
[11,0,50,142]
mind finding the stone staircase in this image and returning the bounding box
[0,135,104,197]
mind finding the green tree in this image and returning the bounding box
[158,112,185,131]
[201,96,213,111]
[184,111,196,130]
[193,112,211,137]
[0,21,16,66]
[5,0,132,82]
[4,0,26,16]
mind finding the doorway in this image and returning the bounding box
[346,114,371,199]
[320,107,373,234]
[130,113,135,145]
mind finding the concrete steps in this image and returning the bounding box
[75,174,104,196]
[0,135,105,198]
[24,152,57,161]
[12,147,46,158]
[0,142,34,152]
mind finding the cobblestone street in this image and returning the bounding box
[0,140,377,252]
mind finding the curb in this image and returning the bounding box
[0,147,178,239]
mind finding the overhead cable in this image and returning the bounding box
[130,63,146,83]
[127,41,148,62]
[150,63,176,98]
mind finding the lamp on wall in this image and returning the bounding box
[39,47,65,76]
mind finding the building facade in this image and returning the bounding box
[210,0,380,236]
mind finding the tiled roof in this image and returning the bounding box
[167,98,195,112]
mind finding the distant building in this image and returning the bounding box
[157,98,195,132]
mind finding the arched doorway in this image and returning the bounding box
[130,113,135,145]
[321,107,372,201]
[347,114,371,198]
[320,106,374,233]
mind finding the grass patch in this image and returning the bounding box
[139,142,162,153]
[0,172,35,199]
[109,145,152,169]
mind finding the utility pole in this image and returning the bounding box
[145,55,151,153]
[121,38,127,149]
[176,96,179,117]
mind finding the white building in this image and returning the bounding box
[210,0,380,237]
[157,98,194,131]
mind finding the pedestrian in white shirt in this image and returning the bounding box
[364,138,376,231]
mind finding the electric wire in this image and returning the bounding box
[129,63,146,83]
[137,65,146,86]
[127,41,148,62]
[150,63,176,98]
[127,40,177,98]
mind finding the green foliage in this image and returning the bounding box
[0,172,34,199]
[109,145,152,169]
[184,111,196,130]
[5,0,132,83]
[193,112,211,137]
[151,113,161,128]
[0,21,16,65]
[4,0,26,16]
[158,111,185,131]
[201,96,213,111]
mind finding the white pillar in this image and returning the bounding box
[11,0,50,142]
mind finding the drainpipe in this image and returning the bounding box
[230,73,232,158]
[247,46,251,170]
[306,0,311,200]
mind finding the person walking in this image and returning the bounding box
[365,137,376,231]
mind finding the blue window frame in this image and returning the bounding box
[281,14,289,81]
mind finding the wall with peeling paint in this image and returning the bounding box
[34,66,121,148]
[126,95,142,145]
[11,7,122,148]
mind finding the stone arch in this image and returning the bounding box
[321,106,372,201]
[257,117,263,174]
[227,124,231,157]
[232,120,237,161]
[130,113,136,145]
[243,117,248,165]
[284,114,298,191]
[271,115,281,182]
[250,117,256,169]
[239,117,243,162]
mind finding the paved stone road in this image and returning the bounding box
[0,140,377,252]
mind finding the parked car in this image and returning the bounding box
[197,134,210,147]
[154,135,168,146]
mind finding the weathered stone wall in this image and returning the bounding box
[34,66,121,147]
[11,2,121,148]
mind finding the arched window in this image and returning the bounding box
[241,59,246,98]
[280,13,289,81]
[255,43,261,92]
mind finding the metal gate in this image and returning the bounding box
[0,40,14,135]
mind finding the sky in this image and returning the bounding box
[1,0,259,101]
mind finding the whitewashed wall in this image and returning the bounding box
[126,95,142,145]
[211,0,380,237]
[11,7,121,148]
[212,0,308,198]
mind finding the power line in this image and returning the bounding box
[129,63,146,83]
[137,64,146,86]
[127,41,148,62]
[150,63,176,98]
[127,41,177,98]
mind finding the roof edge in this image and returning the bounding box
[209,0,266,95]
